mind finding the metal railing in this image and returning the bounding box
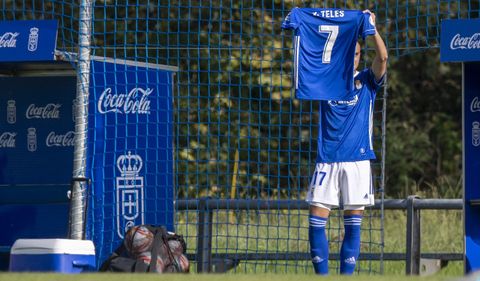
[176,196,463,275]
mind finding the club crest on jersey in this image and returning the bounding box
[355,79,363,89]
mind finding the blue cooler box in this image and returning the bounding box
[9,239,95,273]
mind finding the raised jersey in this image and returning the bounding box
[282,8,376,100]
[317,69,384,163]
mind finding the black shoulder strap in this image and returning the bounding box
[147,225,182,273]
[161,226,182,272]
[99,243,127,272]
[147,225,166,272]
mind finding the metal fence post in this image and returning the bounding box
[69,0,93,240]
[406,195,421,275]
[196,197,213,273]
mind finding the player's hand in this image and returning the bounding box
[363,9,377,33]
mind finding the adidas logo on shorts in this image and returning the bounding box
[344,256,356,264]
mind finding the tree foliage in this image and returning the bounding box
[386,52,462,197]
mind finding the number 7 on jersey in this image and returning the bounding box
[319,25,339,64]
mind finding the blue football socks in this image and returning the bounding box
[309,214,329,275]
[340,214,363,275]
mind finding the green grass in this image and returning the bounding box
[382,209,463,275]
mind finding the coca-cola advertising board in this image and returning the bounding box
[440,19,480,62]
[85,58,175,264]
[0,76,76,184]
[0,75,75,252]
[463,63,480,273]
[0,20,58,62]
[441,18,480,273]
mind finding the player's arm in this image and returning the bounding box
[364,10,388,81]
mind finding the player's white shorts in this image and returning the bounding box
[306,160,374,210]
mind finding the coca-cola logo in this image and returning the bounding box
[0,132,16,148]
[0,32,19,48]
[98,87,152,114]
[26,103,61,119]
[46,131,75,147]
[450,33,480,50]
[471,97,480,113]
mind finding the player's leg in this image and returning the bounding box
[309,204,330,275]
[338,160,373,275]
[340,208,364,274]
[306,162,340,275]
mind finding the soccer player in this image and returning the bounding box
[306,10,388,275]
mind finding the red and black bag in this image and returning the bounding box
[99,225,189,273]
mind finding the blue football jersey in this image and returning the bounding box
[316,69,384,163]
[282,8,376,100]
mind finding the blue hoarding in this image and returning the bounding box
[86,59,175,265]
[441,18,480,273]
[0,76,76,185]
[463,62,480,273]
[440,19,480,62]
[0,20,58,62]
[0,75,76,250]
[0,57,176,269]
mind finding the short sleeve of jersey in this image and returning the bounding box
[366,68,385,91]
[281,7,300,29]
[360,13,376,39]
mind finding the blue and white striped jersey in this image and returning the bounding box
[282,8,376,100]
[317,69,384,163]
